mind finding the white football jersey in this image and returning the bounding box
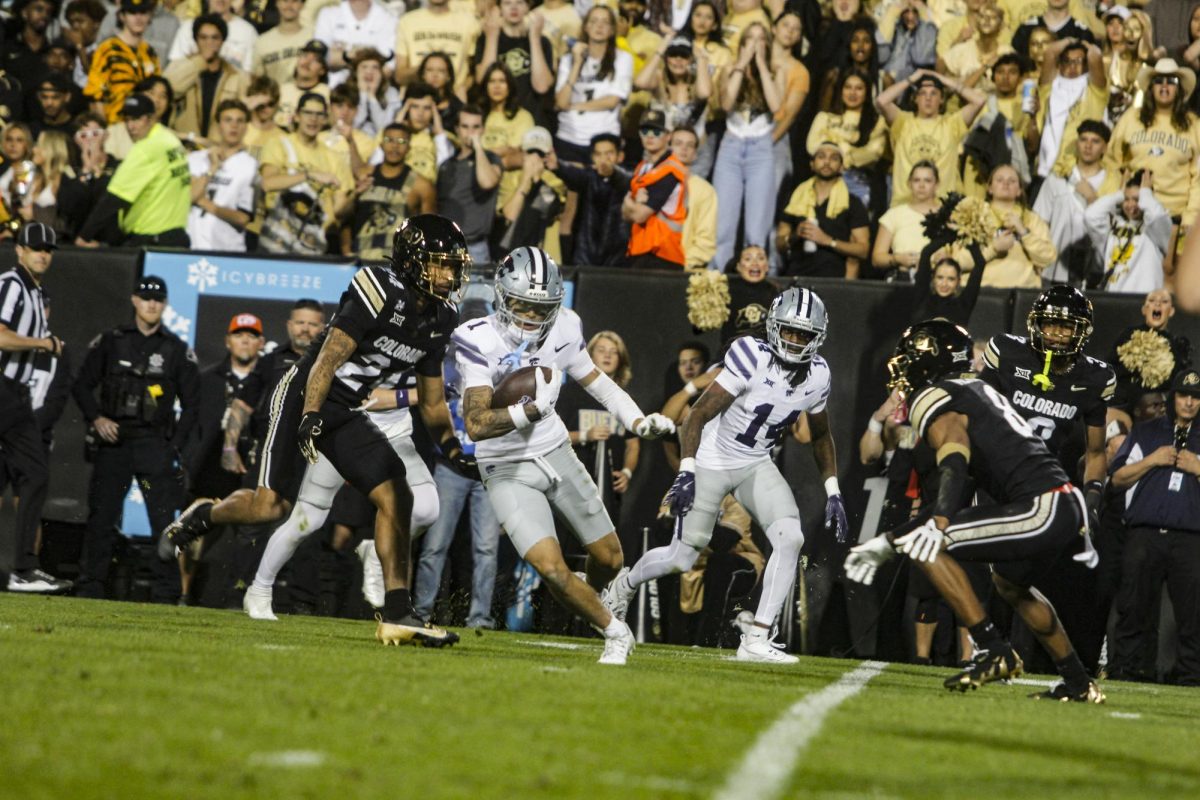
[453,308,595,461]
[699,336,832,470]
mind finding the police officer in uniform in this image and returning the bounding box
[72,275,200,600]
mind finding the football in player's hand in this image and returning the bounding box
[491,366,554,408]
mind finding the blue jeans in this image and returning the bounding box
[712,131,775,269]
[415,461,500,627]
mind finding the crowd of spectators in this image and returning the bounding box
[3,0,1200,682]
[1,0,1200,288]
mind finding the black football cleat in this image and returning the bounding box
[944,647,1024,692]
[1030,680,1106,704]
[157,498,215,562]
[375,612,460,648]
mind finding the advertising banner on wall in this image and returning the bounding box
[119,251,359,536]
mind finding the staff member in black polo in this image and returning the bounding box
[72,275,200,601]
[0,223,69,593]
[1109,368,1200,685]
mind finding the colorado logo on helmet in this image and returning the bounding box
[373,336,426,363]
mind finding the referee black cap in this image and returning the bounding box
[136,275,168,301]
[17,222,57,251]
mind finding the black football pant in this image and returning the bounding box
[1113,528,1200,685]
[79,436,184,601]
[0,379,48,573]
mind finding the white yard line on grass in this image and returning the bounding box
[1010,677,1057,688]
[713,661,888,800]
[516,639,584,650]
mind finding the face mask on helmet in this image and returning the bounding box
[767,319,825,364]
[414,251,471,299]
[1028,309,1092,358]
[886,353,912,397]
[496,290,562,345]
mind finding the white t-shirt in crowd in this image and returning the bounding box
[554,48,633,147]
[168,16,259,72]
[186,149,258,252]
[313,0,399,86]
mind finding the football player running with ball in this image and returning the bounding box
[603,287,850,664]
[844,320,1105,702]
[453,246,676,665]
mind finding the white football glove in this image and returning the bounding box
[533,367,562,417]
[1073,528,1100,569]
[894,519,945,563]
[843,536,896,586]
[635,413,676,439]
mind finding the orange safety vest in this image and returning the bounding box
[627,151,687,265]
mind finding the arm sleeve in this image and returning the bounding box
[612,51,633,100]
[77,191,131,243]
[643,173,681,212]
[1109,427,1142,474]
[1141,188,1175,253]
[105,145,154,204]
[171,349,202,449]
[583,371,645,431]
[72,336,107,422]
[555,51,574,94]
[0,277,21,328]
[1019,212,1057,269]
[958,243,987,316]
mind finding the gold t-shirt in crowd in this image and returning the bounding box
[252,24,313,86]
[1110,109,1200,224]
[394,8,481,94]
[889,110,968,205]
[483,108,535,208]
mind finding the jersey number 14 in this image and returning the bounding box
[735,403,801,448]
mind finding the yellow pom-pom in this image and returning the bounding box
[948,196,997,248]
[686,271,731,331]
[1116,329,1175,388]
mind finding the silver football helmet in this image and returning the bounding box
[494,246,565,346]
[765,287,828,365]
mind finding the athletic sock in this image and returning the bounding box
[967,619,1006,654]
[383,588,413,620]
[1054,651,1090,690]
[746,625,769,642]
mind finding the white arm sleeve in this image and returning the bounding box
[583,372,645,432]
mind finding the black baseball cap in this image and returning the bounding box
[18,222,57,251]
[639,108,667,133]
[121,93,155,119]
[136,275,168,300]
[38,72,74,94]
[1172,369,1200,396]
[118,0,155,13]
[300,40,329,58]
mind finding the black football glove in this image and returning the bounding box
[298,411,323,465]
[444,437,481,481]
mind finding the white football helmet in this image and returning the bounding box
[765,287,828,365]
[494,246,565,347]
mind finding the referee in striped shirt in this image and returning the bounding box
[0,223,71,594]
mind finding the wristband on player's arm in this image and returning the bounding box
[932,449,970,519]
[394,387,411,409]
[509,403,532,430]
[1084,479,1103,512]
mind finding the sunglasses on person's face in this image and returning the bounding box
[383,136,409,144]
[1152,75,1181,86]
[639,126,665,137]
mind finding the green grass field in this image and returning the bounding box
[3,595,1199,800]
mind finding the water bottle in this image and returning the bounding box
[1021,78,1037,115]
[800,218,818,253]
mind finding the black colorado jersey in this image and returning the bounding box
[980,334,1115,454]
[307,266,457,406]
[910,377,1069,504]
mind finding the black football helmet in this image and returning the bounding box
[886,318,974,398]
[1027,284,1093,359]
[391,214,471,299]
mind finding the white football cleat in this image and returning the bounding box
[243,584,278,621]
[356,540,385,608]
[598,620,635,665]
[600,567,634,623]
[737,634,799,664]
